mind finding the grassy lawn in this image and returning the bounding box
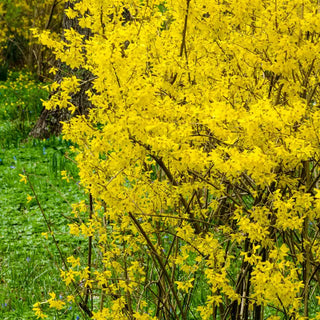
[0,71,86,319]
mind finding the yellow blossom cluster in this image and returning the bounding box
[35,0,320,319]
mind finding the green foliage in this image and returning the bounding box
[0,71,49,147]
[0,62,8,81]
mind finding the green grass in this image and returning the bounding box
[0,71,86,319]
[0,71,49,148]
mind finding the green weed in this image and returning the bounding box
[0,71,49,147]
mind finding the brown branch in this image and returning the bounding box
[128,212,186,319]
[128,134,202,233]
[83,193,93,310]
[180,0,191,58]
[44,0,60,30]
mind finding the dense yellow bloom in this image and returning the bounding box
[36,0,320,318]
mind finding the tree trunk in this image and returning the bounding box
[30,0,92,139]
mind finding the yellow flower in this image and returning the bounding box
[48,292,56,300]
[175,278,194,292]
[19,174,27,184]
[33,302,47,319]
[41,232,48,239]
[67,255,80,268]
[48,299,65,310]
[47,292,66,310]
[69,223,80,236]
[49,67,58,75]
[61,170,71,182]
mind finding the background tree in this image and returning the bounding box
[30,0,92,138]
[0,0,63,78]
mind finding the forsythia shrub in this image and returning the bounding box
[35,0,320,319]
